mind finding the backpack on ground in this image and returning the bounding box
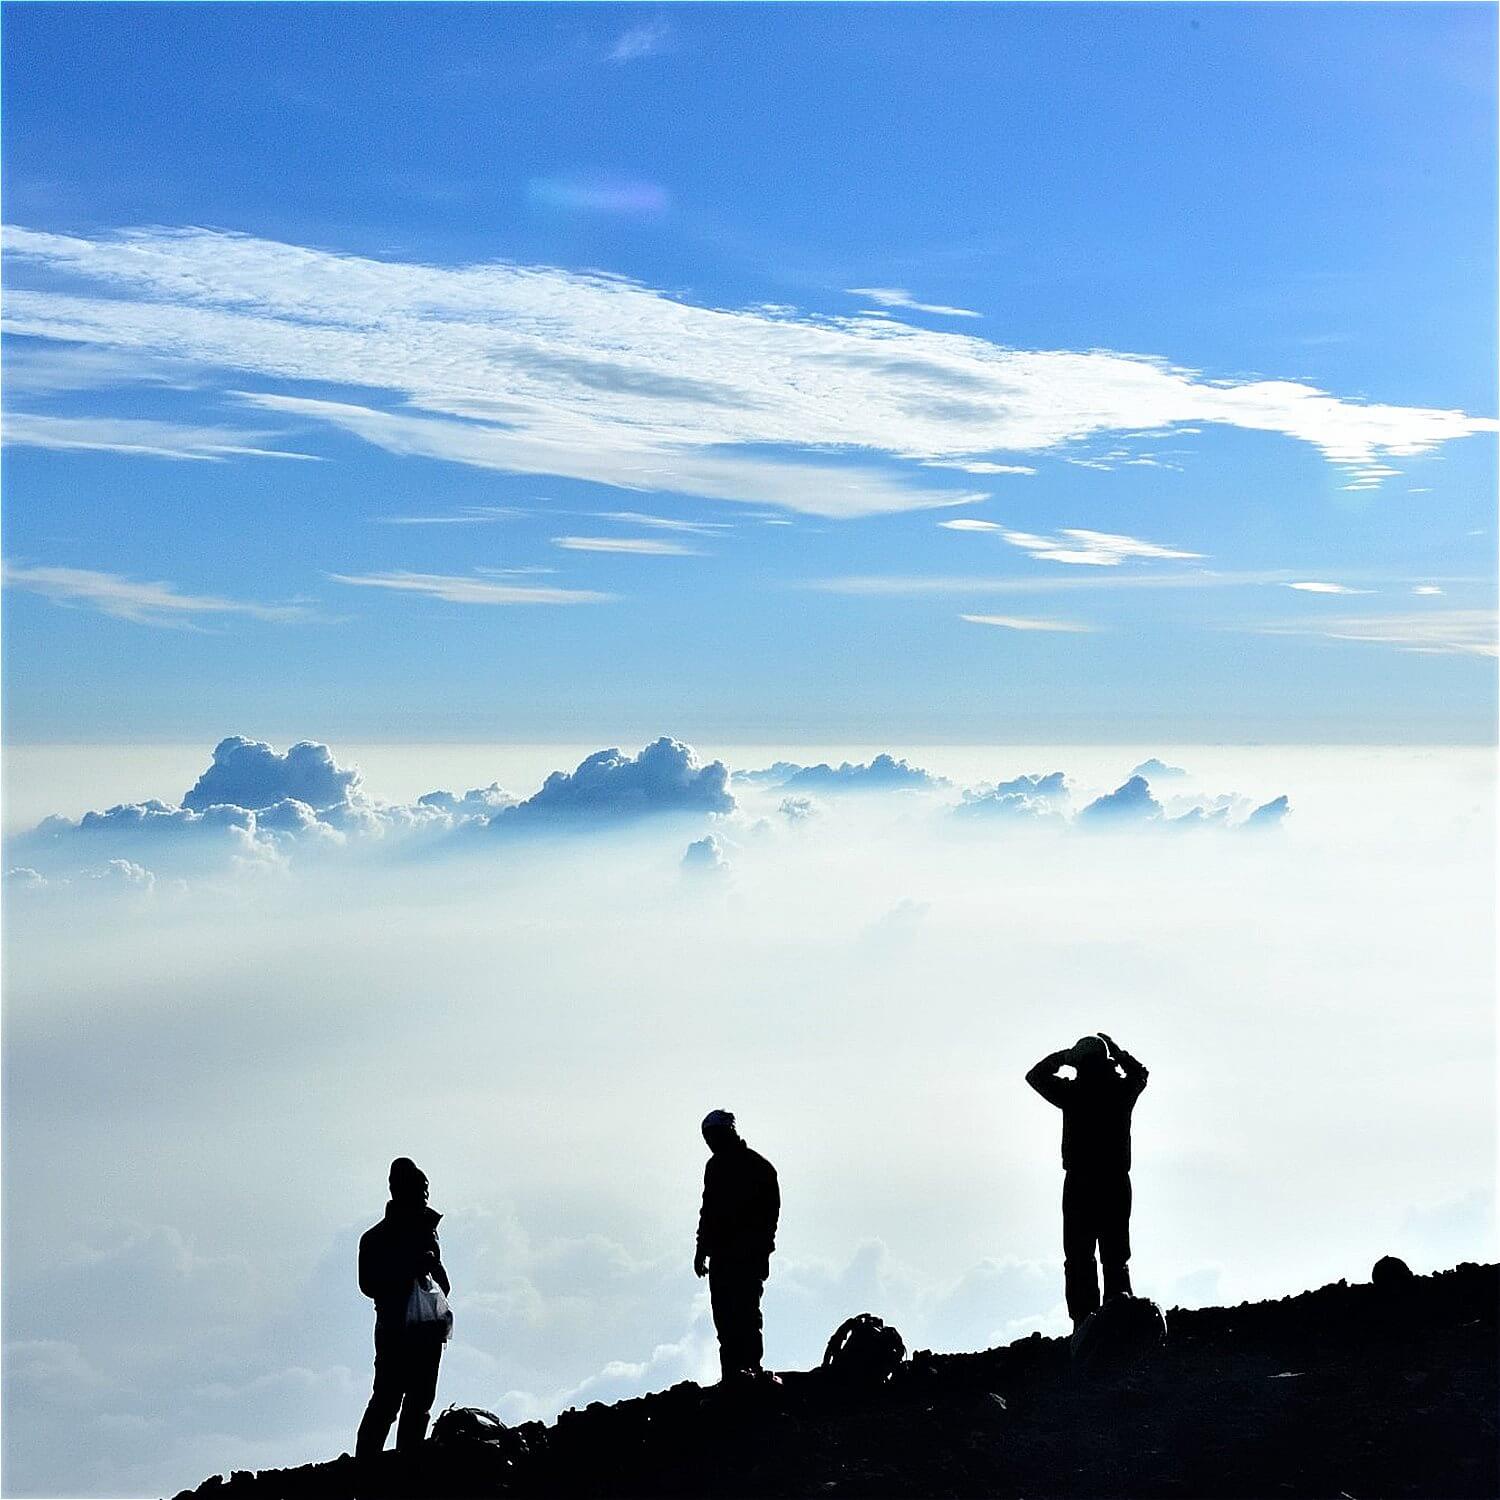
[430,1405,507,1446]
[821,1313,906,1386]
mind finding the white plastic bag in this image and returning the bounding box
[405,1273,454,1342]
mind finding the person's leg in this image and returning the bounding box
[1062,1170,1101,1324]
[1099,1172,1134,1303]
[744,1260,767,1372]
[708,1262,740,1379]
[396,1334,443,1449]
[355,1330,405,1458]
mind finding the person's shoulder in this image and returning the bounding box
[358,1219,386,1248]
[746,1145,776,1176]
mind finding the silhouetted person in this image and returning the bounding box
[1026,1034,1148,1326]
[694,1110,780,1382]
[355,1158,451,1457]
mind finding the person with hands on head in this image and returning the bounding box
[355,1157,452,1458]
[694,1109,780,1384]
[1026,1033,1149,1327]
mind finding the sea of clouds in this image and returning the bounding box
[2,738,1493,1496]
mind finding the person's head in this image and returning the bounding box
[701,1109,739,1154]
[1071,1035,1110,1072]
[389,1157,429,1206]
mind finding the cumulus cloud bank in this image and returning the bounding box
[6,740,1294,889]
[183,737,362,812]
[4,227,1495,515]
[750,755,946,794]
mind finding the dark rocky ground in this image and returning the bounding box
[174,1262,1498,1500]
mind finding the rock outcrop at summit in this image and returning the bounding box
[172,1261,1497,1500]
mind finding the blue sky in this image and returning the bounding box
[3,2,1495,743]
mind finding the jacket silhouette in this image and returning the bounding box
[694,1110,779,1380]
[1027,1034,1148,1325]
[355,1158,451,1458]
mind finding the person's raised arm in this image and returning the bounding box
[1025,1049,1073,1107]
[1100,1033,1149,1096]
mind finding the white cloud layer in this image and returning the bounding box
[4,227,1494,515]
[4,743,1490,1498]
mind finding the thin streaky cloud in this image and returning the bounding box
[328,571,613,605]
[2,563,316,627]
[552,535,703,556]
[5,226,1490,507]
[961,613,1095,633]
[373,506,526,525]
[846,286,982,318]
[591,511,732,533]
[805,569,1484,598]
[940,519,1204,566]
[1,412,320,463]
[1285,581,1373,595]
[1412,585,1445,596]
[804,570,1294,596]
[923,459,1036,475]
[1256,609,1497,658]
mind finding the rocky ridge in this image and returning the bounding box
[173,1261,1498,1500]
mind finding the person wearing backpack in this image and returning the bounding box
[694,1110,780,1383]
[1026,1034,1149,1327]
[355,1157,453,1457]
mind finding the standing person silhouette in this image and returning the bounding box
[1026,1034,1149,1327]
[355,1157,452,1457]
[694,1110,780,1383]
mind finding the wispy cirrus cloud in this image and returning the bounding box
[373,506,525,526]
[845,286,981,319]
[1257,609,1497,657]
[938,519,1203,566]
[1285,581,1373,595]
[960,613,1095,633]
[591,512,730,534]
[804,570,1285,596]
[327,571,613,605]
[2,563,315,627]
[552,535,702,556]
[4,225,1494,515]
[230,392,974,519]
[607,19,670,63]
[922,459,1036,475]
[1,412,318,463]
